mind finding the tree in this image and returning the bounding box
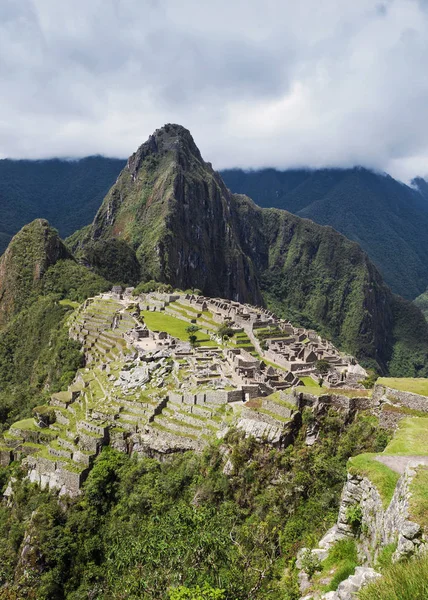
[315,359,330,376]
[217,323,235,341]
[186,324,200,347]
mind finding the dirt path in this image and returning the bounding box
[375,455,428,474]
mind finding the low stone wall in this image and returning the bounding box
[262,399,293,420]
[168,390,244,405]
[78,430,104,453]
[373,384,428,413]
[263,350,290,370]
[54,410,70,426]
[300,393,373,414]
[78,421,109,438]
[25,453,91,496]
[109,430,129,453]
[49,446,72,460]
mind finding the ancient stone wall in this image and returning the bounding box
[334,469,427,564]
[373,384,428,413]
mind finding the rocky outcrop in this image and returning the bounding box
[334,468,426,563]
[308,567,381,600]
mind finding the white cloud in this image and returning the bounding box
[1,0,428,181]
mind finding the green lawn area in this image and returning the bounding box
[141,311,216,346]
[384,417,428,455]
[378,377,428,397]
[299,376,323,388]
[348,417,428,508]
[59,299,80,309]
[10,418,39,432]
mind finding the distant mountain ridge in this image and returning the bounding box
[0,156,126,254]
[221,167,428,299]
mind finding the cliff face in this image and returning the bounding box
[0,219,71,327]
[231,194,394,366]
[69,124,428,373]
[221,167,428,300]
[73,124,262,304]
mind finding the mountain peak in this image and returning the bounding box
[126,123,203,179]
[0,219,71,327]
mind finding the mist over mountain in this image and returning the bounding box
[1,155,428,303]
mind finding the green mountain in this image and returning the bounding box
[221,167,428,300]
[69,124,428,375]
[0,156,125,254]
[1,154,428,303]
[0,219,72,327]
[0,219,109,427]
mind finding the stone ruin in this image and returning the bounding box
[0,289,370,496]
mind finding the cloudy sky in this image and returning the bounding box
[1,0,428,181]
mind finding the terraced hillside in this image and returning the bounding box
[0,289,371,495]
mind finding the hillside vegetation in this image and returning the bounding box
[221,167,428,300]
[0,220,109,430]
[414,288,428,320]
[0,156,125,254]
[0,411,387,599]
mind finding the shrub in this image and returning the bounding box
[169,584,226,600]
[345,505,363,532]
[300,549,322,579]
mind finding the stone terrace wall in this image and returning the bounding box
[169,390,245,405]
[335,469,427,564]
[373,384,428,413]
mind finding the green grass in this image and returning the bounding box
[263,391,296,409]
[150,421,198,440]
[375,543,397,572]
[359,552,428,600]
[381,404,428,418]
[323,539,358,592]
[141,311,215,345]
[347,453,400,508]
[299,376,325,389]
[409,466,428,531]
[59,299,80,309]
[384,418,428,455]
[307,539,358,596]
[378,377,428,397]
[10,418,39,432]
